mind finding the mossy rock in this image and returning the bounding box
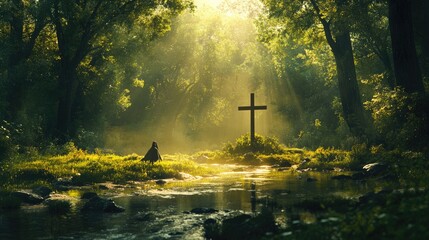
[45,199,72,215]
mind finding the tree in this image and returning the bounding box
[351,0,394,89]
[261,0,373,138]
[1,0,50,120]
[388,0,425,94]
[413,0,429,81]
[50,0,193,140]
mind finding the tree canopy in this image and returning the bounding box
[0,0,427,154]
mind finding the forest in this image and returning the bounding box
[0,0,428,239]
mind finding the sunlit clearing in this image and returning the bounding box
[104,0,291,154]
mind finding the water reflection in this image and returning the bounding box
[0,165,383,239]
[251,181,256,213]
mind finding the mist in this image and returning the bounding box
[104,0,289,154]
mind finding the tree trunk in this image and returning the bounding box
[5,0,25,120]
[55,62,79,141]
[332,31,371,137]
[413,0,429,80]
[388,0,425,93]
[310,0,373,139]
[378,49,395,89]
[5,0,48,120]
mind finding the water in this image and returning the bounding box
[0,165,381,239]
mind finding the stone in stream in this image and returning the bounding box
[219,210,277,239]
[53,177,76,190]
[155,179,167,185]
[190,207,218,214]
[81,196,125,213]
[177,172,197,180]
[363,162,388,176]
[32,186,53,199]
[11,191,44,205]
[204,218,221,239]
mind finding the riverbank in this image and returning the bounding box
[1,140,428,194]
[1,145,428,239]
[1,133,429,239]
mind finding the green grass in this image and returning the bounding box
[1,136,427,192]
[0,150,220,190]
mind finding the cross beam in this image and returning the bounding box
[238,93,267,146]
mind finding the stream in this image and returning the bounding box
[0,164,383,239]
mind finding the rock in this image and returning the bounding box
[203,218,220,239]
[104,199,125,213]
[81,196,125,213]
[220,211,277,239]
[363,162,388,176]
[177,172,196,180]
[11,191,44,205]
[53,177,74,190]
[81,192,98,199]
[45,199,72,215]
[277,167,290,171]
[222,214,252,231]
[98,185,109,190]
[155,179,167,185]
[32,186,52,198]
[190,207,218,214]
[204,218,217,225]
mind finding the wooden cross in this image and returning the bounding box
[238,93,267,146]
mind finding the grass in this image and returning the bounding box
[1,135,427,193]
[0,150,221,190]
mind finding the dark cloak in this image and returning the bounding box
[142,141,162,163]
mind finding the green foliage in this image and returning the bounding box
[259,154,299,167]
[0,128,12,162]
[313,147,347,163]
[223,134,285,155]
[0,120,22,161]
[0,0,194,148]
[365,87,429,151]
[297,147,353,171]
